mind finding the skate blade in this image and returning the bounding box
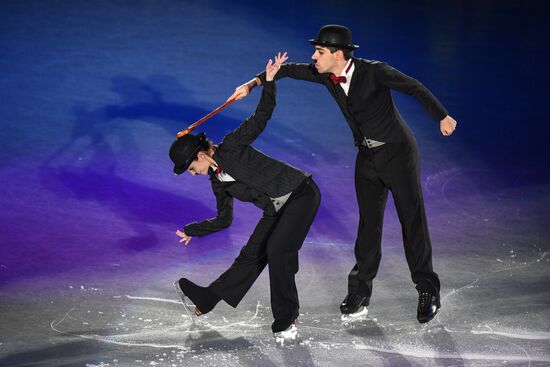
[173,281,195,319]
[274,333,300,347]
[274,325,299,347]
[341,306,368,323]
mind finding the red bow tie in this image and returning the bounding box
[330,74,347,84]
[330,60,354,85]
[209,166,223,176]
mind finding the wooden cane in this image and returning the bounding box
[176,98,237,138]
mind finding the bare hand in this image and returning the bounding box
[227,83,250,102]
[176,229,192,245]
[440,115,457,136]
[266,51,288,81]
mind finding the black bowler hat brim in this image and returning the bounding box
[173,165,185,175]
[309,39,359,50]
[172,143,202,175]
[170,132,206,175]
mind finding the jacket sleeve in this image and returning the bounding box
[222,80,277,146]
[183,181,233,237]
[375,62,448,121]
[256,63,325,85]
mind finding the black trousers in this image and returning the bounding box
[348,140,440,304]
[208,178,320,332]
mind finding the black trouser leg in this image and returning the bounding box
[267,179,320,332]
[348,142,440,302]
[387,143,440,295]
[208,179,320,332]
[208,214,277,307]
[348,147,388,303]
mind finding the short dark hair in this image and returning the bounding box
[192,138,213,161]
[328,46,353,60]
[199,138,213,152]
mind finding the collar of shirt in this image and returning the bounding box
[211,165,236,182]
[338,58,355,96]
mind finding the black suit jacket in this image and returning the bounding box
[257,58,448,144]
[184,81,310,237]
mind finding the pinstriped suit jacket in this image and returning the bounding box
[184,81,310,237]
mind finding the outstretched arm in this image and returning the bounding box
[375,62,457,136]
[222,56,286,146]
[227,51,323,101]
[178,183,234,242]
[228,52,287,101]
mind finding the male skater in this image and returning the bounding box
[170,54,320,344]
[230,25,457,323]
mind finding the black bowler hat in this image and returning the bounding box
[309,24,359,50]
[169,132,208,175]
